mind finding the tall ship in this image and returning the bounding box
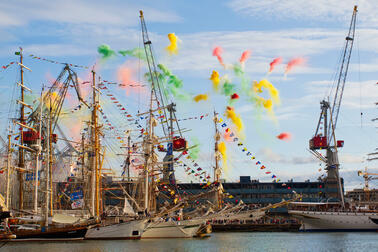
[288,5,378,231]
[85,10,208,239]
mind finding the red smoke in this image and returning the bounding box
[231,93,239,100]
[212,46,224,66]
[277,132,292,141]
[285,57,305,74]
[239,50,251,64]
[269,57,283,73]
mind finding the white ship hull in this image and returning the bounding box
[289,210,378,231]
[85,220,146,239]
[142,219,205,238]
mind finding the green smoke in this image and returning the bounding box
[234,64,250,93]
[155,64,191,101]
[222,81,236,96]
[188,137,200,160]
[98,44,116,59]
[119,48,146,61]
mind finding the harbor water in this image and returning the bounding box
[1,232,377,252]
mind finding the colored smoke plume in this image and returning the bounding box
[277,132,292,141]
[218,141,227,171]
[223,130,233,142]
[225,106,244,133]
[119,48,146,61]
[253,79,280,105]
[285,57,305,74]
[166,33,179,55]
[98,44,116,59]
[231,93,239,100]
[189,137,200,160]
[193,94,208,102]
[157,64,191,100]
[117,61,146,96]
[222,80,236,96]
[212,46,224,67]
[239,50,251,67]
[210,70,220,91]
[269,57,283,73]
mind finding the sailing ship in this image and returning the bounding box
[85,10,209,239]
[288,5,378,232]
[4,49,94,239]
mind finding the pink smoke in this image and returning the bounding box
[117,60,146,96]
[269,57,283,73]
[212,46,224,66]
[285,57,305,74]
[223,130,233,142]
[239,50,251,64]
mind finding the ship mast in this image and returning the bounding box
[44,105,51,227]
[90,70,101,219]
[143,89,154,212]
[213,110,222,210]
[33,86,44,213]
[88,70,103,220]
[17,48,25,211]
[6,133,12,209]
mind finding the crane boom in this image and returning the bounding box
[139,11,185,186]
[329,6,357,143]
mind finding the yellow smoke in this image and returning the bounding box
[193,94,208,102]
[218,141,227,172]
[166,33,178,55]
[253,79,280,105]
[225,107,244,133]
[210,70,220,91]
[44,91,60,113]
[255,97,273,112]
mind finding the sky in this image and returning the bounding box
[0,0,377,190]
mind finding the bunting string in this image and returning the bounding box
[0,61,16,72]
[218,116,282,183]
[27,54,89,69]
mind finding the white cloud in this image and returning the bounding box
[258,147,317,164]
[307,80,377,109]
[0,0,181,27]
[228,0,378,28]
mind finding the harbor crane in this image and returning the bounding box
[357,167,378,201]
[309,6,358,204]
[139,11,185,185]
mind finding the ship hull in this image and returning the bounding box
[289,210,378,231]
[13,225,87,239]
[142,219,205,238]
[85,220,146,240]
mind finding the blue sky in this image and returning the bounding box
[0,0,377,190]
